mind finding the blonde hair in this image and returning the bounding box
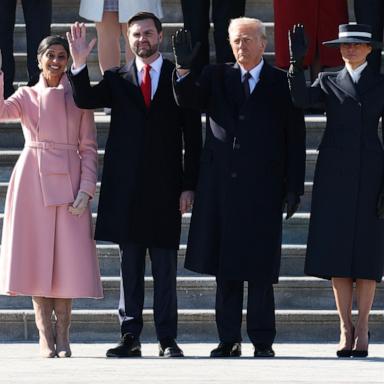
[228,17,267,41]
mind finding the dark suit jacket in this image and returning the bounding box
[289,65,384,282]
[174,61,306,282]
[68,59,202,249]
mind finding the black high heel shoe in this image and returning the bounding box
[352,331,370,358]
[336,327,354,358]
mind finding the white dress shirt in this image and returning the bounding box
[239,58,264,94]
[135,54,163,99]
[346,61,368,84]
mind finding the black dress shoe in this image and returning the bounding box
[253,344,275,358]
[106,333,142,358]
[158,338,184,358]
[210,342,242,358]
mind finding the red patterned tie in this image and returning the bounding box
[141,64,152,109]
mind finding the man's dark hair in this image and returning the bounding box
[127,12,162,33]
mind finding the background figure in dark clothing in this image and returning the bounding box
[0,0,52,98]
[181,0,246,74]
[354,0,384,73]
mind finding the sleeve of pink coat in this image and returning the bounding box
[0,72,23,120]
[78,109,98,198]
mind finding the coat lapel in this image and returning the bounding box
[356,65,384,96]
[329,68,360,102]
[224,63,246,109]
[119,61,147,110]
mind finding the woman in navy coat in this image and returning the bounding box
[288,24,384,358]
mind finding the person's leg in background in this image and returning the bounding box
[22,0,52,86]
[354,0,384,73]
[212,0,246,63]
[0,0,17,98]
[181,0,210,75]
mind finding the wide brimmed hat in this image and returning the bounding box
[323,24,382,49]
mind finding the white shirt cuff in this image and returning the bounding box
[71,64,86,75]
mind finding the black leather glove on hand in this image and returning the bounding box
[377,188,384,218]
[172,29,200,70]
[284,192,300,220]
[288,24,308,71]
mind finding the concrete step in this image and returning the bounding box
[13,22,277,54]
[0,180,315,213]
[1,276,383,310]
[13,51,277,82]
[0,148,318,183]
[0,114,327,151]
[14,0,275,24]
[0,243,306,278]
[1,309,382,342]
[0,212,310,245]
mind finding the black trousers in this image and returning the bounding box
[181,0,246,74]
[0,0,52,98]
[215,279,276,346]
[354,0,384,73]
[118,243,178,340]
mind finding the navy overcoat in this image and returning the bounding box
[289,65,384,282]
[174,61,306,283]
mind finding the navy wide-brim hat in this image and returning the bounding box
[323,24,382,49]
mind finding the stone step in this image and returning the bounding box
[1,276,383,311]
[0,148,318,183]
[96,243,307,277]
[0,114,327,151]
[0,212,310,245]
[13,22,277,54]
[14,0,275,24]
[1,309,382,342]
[0,180,315,213]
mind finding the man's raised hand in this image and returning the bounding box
[66,22,97,69]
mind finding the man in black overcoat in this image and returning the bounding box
[67,13,202,358]
[172,17,305,357]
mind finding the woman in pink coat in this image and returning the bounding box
[0,36,103,358]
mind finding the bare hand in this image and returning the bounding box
[66,22,96,69]
[68,191,90,216]
[179,190,194,214]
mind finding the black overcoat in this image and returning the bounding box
[289,65,384,282]
[68,59,202,249]
[174,62,306,283]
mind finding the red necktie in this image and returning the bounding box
[141,64,152,109]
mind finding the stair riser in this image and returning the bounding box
[1,284,383,310]
[1,311,383,342]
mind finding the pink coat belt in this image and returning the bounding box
[25,141,78,206]
[27,141,78,151]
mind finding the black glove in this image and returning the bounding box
[288,24,308,70]
[284,192,300,220]
[171,29,201,70]
[377,188,384,218]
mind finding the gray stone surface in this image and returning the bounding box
[0,343,383,384]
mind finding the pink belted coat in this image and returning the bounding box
[0,72,103,299]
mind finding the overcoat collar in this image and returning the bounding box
[118,58,168,112]
[119,61,146,110]
[224,60,278,107]
[331,67,360,101]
